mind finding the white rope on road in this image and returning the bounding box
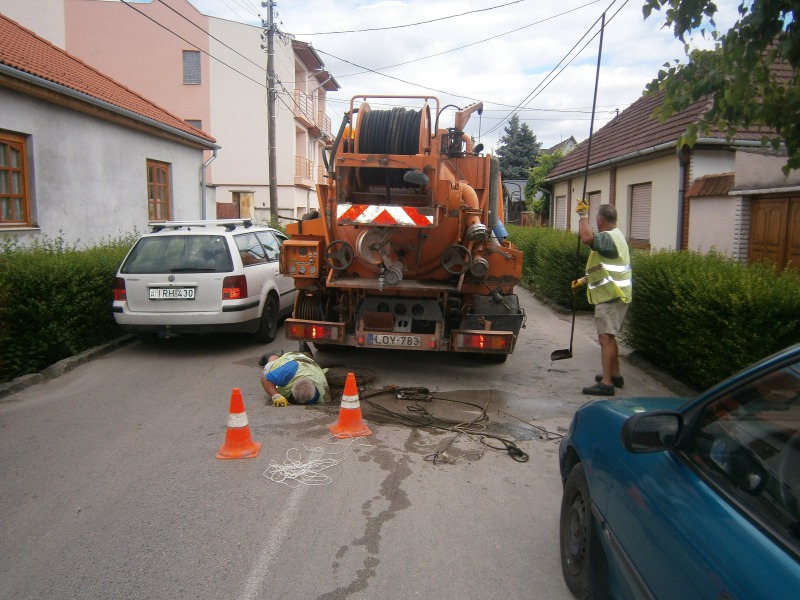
[264,436,372,487]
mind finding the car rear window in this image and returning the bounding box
[121,235,233,274]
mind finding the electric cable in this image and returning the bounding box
[356,387,550,464]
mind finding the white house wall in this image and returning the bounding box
[691,149,735,181]
[688,196,738,255]
[1,88,206,246]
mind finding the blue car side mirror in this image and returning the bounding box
[621,411,683,453]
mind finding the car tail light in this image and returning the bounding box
[222,275,247,300]
[113,277,127,302]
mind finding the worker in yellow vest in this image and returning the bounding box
[259,350,331,406]
[571,201,632,396]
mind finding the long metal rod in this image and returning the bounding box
[552,12,605,361]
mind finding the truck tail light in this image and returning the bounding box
[452,331,513,352]
[222,275,247,300]
[113,277,127,302]
[286,320,341,342]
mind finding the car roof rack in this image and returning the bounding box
[149,219,254,232]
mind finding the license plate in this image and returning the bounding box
[149,287,195,300]
[368,334,421,347]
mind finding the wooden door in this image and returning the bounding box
[749,197,800,271]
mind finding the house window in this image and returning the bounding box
[588,191,602,231]
[182,50,201,85]
[555,195,567,229]
[0,132,30,226]
[147,160,171,221]
[185,119,202,130]
[630,182,652,249]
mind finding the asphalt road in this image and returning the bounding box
[0,289,682,600]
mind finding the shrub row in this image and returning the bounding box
[0,234,135,383]
[507,225,800,391]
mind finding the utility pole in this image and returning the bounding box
[262,1,278,223]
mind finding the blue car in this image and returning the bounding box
[559,343,800,599]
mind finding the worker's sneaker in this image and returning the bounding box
[582,382,615,396]
[595,374,624,388]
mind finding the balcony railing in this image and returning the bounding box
[295,155,313,186]
[317,111,332,137]
[292,90,315,124]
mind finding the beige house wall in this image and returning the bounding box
[734,151,800,189]
[616,155,680,249]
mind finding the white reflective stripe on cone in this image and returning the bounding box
[227,412,249,428]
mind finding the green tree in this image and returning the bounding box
[643,0,800,172]
[525,150,563,218]
[496,114,541,180]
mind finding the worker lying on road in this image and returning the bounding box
[259,350,331,407]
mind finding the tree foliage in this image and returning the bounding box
[495,114,541,180]
[525,150,563,216]
[643,0,800,172]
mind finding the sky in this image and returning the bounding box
[187,0,740,153]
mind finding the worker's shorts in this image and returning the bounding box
[595,298,629,337]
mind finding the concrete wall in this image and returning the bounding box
[1,88,206,246]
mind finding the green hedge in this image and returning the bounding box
[624,250,800,390]
[0,234,135,382]
[508,225,800,391]
[507,225,592,310]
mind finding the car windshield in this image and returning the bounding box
[689,360,800,550]
[121,235,233,274]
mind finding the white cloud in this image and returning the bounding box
[189,0,742,151]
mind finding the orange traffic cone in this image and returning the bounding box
[329,372,372,438]
[216,388,262,459]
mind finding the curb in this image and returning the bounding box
[0,335,136,402]
[626,350,699,398]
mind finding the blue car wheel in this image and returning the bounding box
[560,462,609,599]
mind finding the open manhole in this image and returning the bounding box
[325,366,375,403]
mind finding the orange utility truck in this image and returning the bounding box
[281,95,525,361]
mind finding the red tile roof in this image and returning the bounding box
[547,89,769,180]
[685,173,735,197]
[0,13,216,146]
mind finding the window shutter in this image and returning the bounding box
[588,191,601,231]
[630,183,652,241]
[555,195,567,229]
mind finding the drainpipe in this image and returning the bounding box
[201,148,218,220]
[676,145,690,250]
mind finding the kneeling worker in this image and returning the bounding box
[259,350,331,407]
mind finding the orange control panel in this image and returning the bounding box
[282,239,322,278]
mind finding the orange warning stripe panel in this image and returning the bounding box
[337,203,434,227]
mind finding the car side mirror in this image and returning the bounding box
[621,411,683,453]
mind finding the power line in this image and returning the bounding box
[333,0,602,79]
[288,0,531,36]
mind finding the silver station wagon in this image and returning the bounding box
[113,219,296,341]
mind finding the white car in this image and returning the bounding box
[113,219,296,341]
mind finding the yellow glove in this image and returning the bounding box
[571,277,587,291]
[575,200,590,218]
[272,394,289,407]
